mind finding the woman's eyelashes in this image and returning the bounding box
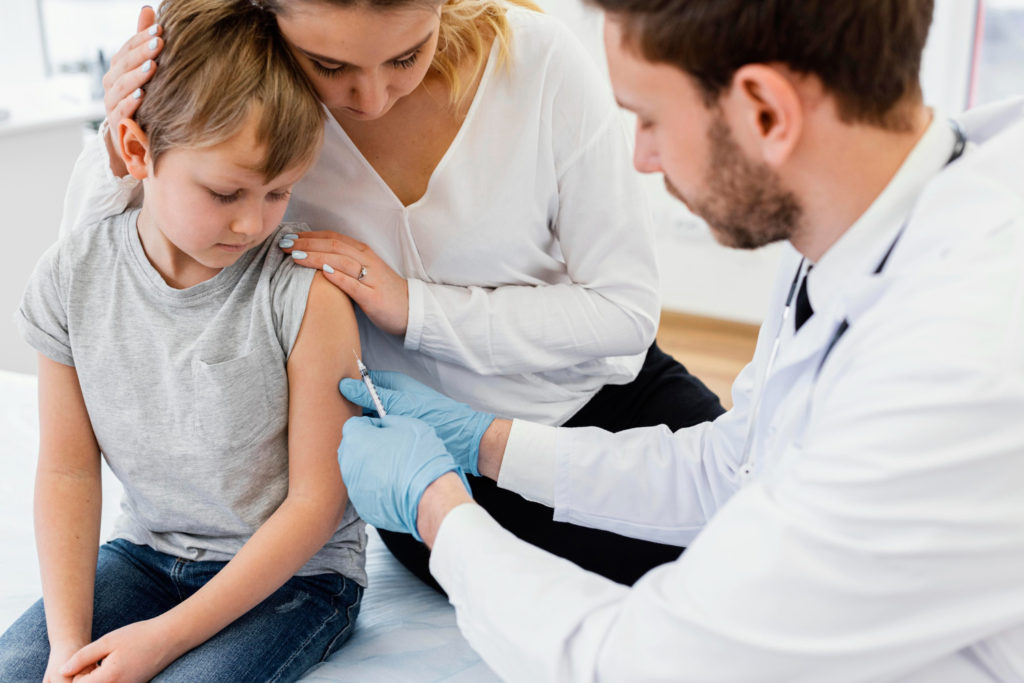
[311,50,420,78]
[392,50,420,70]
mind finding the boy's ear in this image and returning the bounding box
[118,120,151,180]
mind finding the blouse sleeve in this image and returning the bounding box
[403,19,662,376]
[60,122,142,237]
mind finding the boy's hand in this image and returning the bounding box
[44,641,94,683]
[62,618,175,683]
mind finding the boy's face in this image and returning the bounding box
[137,111,309,286]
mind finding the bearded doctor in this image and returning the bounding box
[336,0,1024,680]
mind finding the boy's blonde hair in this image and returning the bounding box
[137,0,325,180]
[260,0,541,109]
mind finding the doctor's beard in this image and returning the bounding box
[673,116,804,251]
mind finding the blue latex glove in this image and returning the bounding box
[339,370,495,477]
[338,414,470,542]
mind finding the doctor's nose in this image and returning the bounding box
[633,128,662,174]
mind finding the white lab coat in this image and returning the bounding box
[429,99,1024,682]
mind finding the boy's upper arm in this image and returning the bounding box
[286,273,361,500]
[36,354,101,475]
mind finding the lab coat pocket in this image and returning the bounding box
[193,352,272,450]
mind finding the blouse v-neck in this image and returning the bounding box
[326,38,500,210]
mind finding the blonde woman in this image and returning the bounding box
[66,0,724,590]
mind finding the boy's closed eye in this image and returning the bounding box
[205,188,293,204]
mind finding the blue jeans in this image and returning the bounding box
[0,539,362,682]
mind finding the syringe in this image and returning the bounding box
[353,350,387,417]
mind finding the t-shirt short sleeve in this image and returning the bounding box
[16,240,74,366]
[270,223,317,358]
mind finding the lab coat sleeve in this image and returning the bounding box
[431,333,1024,683]
[403,30,661,376]
[59,123,142,237]
[495,372,751,546]
[494,251,798,546]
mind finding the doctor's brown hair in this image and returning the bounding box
[591,0,934,131]
[136,0,324,180]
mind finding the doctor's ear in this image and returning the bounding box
[722,64,804,168]
[117,119,151,180]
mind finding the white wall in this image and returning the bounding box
[0,0,47,83]
[0,122,90,374]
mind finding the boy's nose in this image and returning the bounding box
[231,208,264,236]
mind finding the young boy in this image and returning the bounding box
[0,0,366,680]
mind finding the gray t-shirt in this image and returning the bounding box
[17,209,366,585]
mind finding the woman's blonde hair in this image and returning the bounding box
[262,0,542,108]
[435,0,541,108]
[138,0,325,180]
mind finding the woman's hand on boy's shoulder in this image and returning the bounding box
[283,230,411,337]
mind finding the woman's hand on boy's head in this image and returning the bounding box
[102,6,163,176]
[283,230,411,337]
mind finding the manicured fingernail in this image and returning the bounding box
[279,239,294,248]
[323,264,335,274]
[291,251,307,260]
[283,233,299,240]
[141,59,152,73]
[148,24,159,36]
[148,37,159,50]
[132,88,142,99]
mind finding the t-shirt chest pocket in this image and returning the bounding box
[192,351,280,450]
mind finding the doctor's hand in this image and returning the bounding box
[339,371,495,477]
[282,231,410,336]
[102,7,163,176]
[339,415,471,542]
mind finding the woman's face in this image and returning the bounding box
[276,2,443,122]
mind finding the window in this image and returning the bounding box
[974,0,1024,107]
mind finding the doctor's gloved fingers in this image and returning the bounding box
[339,378,402,415]
[366,370,449,399]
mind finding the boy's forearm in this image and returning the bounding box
[34,468,103,649]
[158,493,346,655]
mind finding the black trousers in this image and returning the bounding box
[378,342,726,592]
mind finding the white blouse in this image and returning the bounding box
[61,7,661,425]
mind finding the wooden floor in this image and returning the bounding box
[656,311,760,410]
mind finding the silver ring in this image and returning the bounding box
[357,265,367,281]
